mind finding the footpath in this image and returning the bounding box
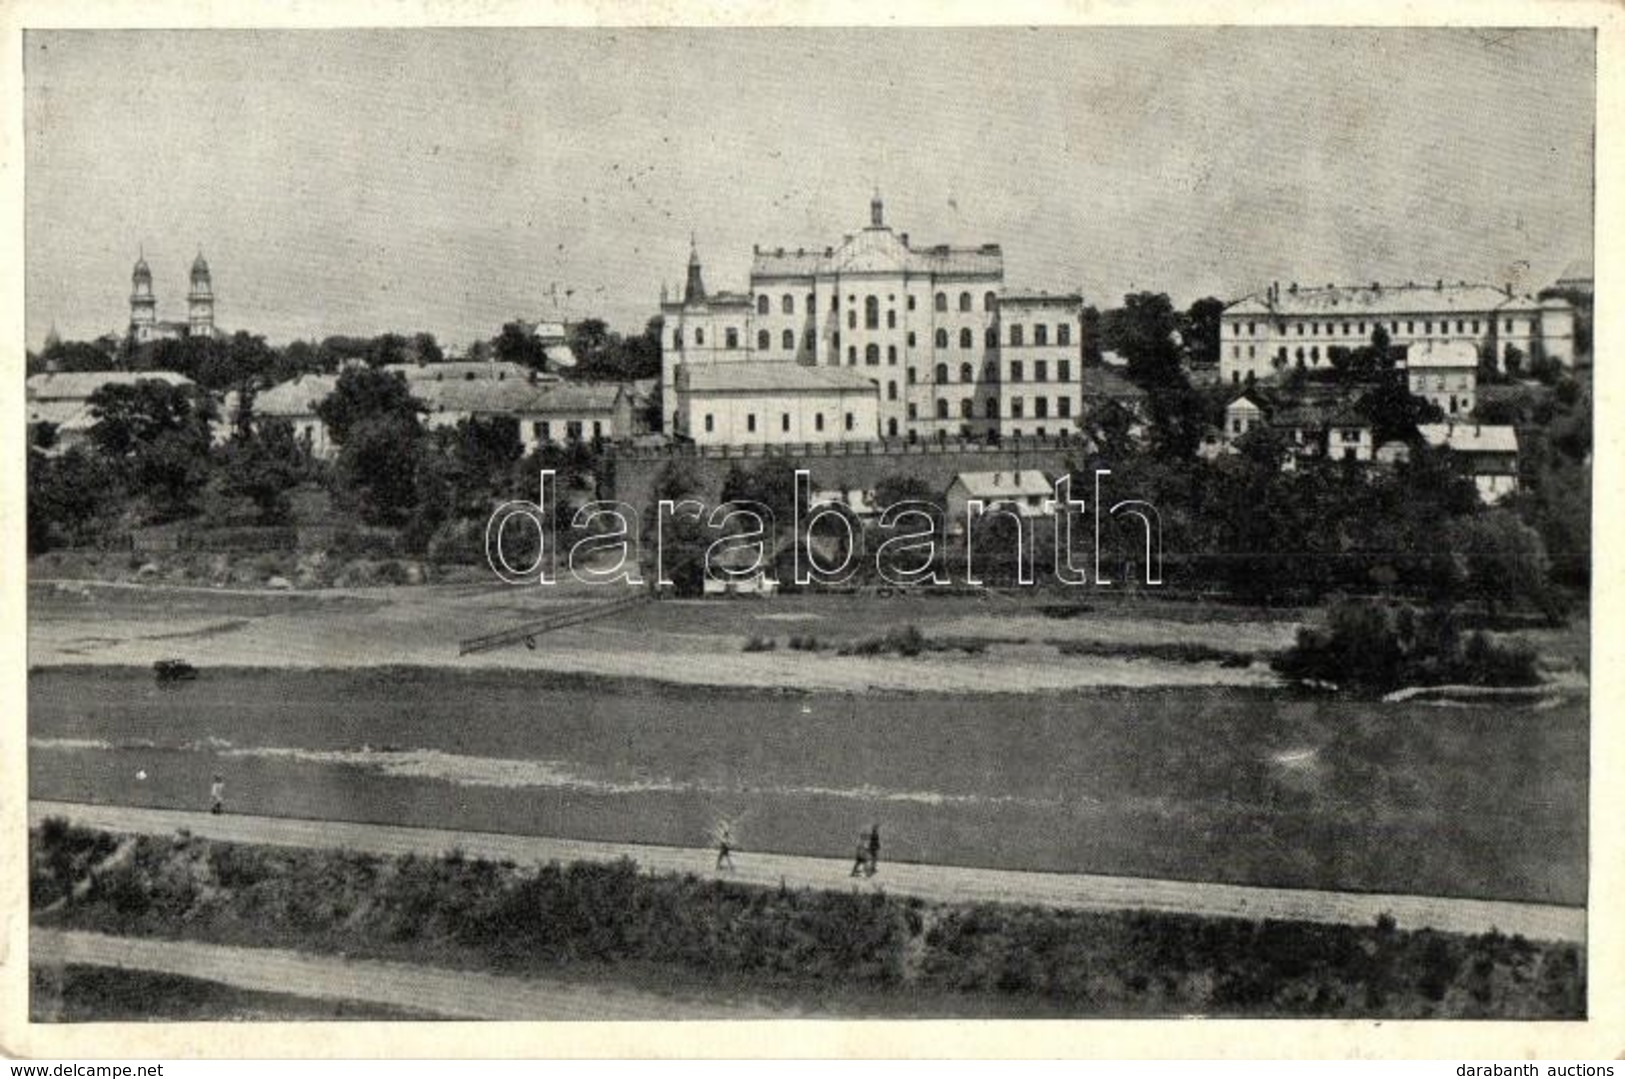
[30,799,1587,943]
[32,929,791,1020]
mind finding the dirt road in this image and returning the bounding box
[31,929,792,1020]
[31,800,1586,944]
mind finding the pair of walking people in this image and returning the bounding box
[714,822,881,878]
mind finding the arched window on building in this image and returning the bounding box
[984,291,997,312]
[958,292,972,312]
[935,292,947,312]
[935,363,948,383]
[887,345,897,365]
[848,346,857,365]
[865,296,880,330]
[1009,324,1023,347]
[757,295,769,315]
[936,398,949,419]
[887,417,898,438]
[757,330,770,351]
[783,329,795,350]
[985,398,998,419]
[935,329,948,348]
[696,328,705,346]
[960,399,973,419]
[887,310,897,329]
[985,327,997,348]
[866,344,880,366]
[959,362,973,383]
[848,310,856,330]
[887,381,897,401]
[782,294,794,315]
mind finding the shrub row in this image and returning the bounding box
[1052,639,1255,667]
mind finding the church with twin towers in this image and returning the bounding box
[659,194,1085,447]
[128,249,217,344]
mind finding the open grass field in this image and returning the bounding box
[29,664,1587,905]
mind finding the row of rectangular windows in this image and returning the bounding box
[528,420,603,441]
[864,361,1078,384]
[919,397,1071,421]
[755,291,1004,317]
[1229,318,1522,337]
[675,323,1075,351]
[706,412,858,435]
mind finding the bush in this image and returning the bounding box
[1273,601,1542,694]
[837,624,927,657]
[742,635,777,653]
[373,559,410,586]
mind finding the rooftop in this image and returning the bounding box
[750,225,1003,280]
[679,361,881,395]
[951,470,1053,499]
[1405,340,1481,368]
[1226,282,1542,319]
[1418,423,1518,455]
[382,361,536,383]
[26,370,194,400]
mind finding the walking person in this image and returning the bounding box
[209,774,225,815]
[866,822,881,877]
[850,836,870,877]
[716,823,736,872]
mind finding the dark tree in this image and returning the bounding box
[1183,297,1226,366]
[492,322,549,372]
[314,366,425,446]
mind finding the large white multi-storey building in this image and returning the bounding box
[660,196,1083,444]
[1218,280,1575,386]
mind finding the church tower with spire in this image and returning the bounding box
[187,250,215,337]
[683,234,707,304]
[129,251,157,341]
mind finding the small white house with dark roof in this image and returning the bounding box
[945,470,1054,526]
[1419,423,1520,503]
[1406,339,1479,417]
[1223,393,1269,441]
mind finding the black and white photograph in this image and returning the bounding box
[10,10,1609,1045]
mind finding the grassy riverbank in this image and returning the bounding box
[30,822,1584,1019]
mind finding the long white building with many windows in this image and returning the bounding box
[1218,280,1575,386]
[659,196,1082,445]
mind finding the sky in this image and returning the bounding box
[24,27,1595,352]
